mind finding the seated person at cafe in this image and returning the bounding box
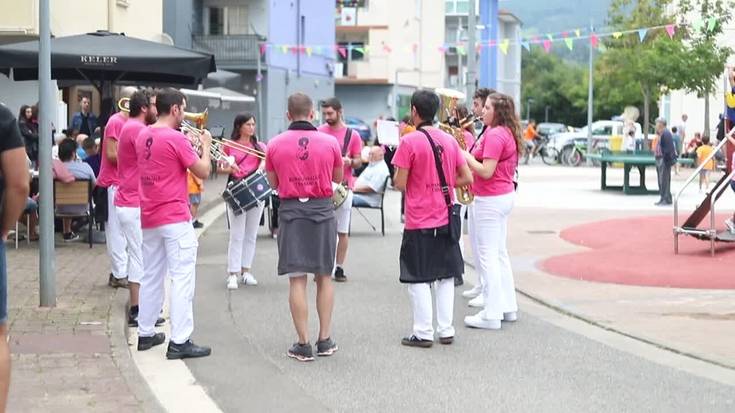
[57,138,96,241]
[352,146,390,208]
[82,135,101,176]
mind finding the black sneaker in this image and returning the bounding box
[401,335,433,348]
[138,332,166,351]
[62,232,80,242]
[315,337,338,356]
[334,267,347,282]
[108,273,128,288]
[439,336,454,345]
[166,340,211,360]
[128,313,166,328]
[192,220,204,229]
[287,342,315,362]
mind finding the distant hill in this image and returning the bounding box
[502,0,612,36]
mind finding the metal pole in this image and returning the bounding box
[466,1,477,100]
[545,106,549,123]
[256,46,264,140]
[38,0,56,307]
[586,19,594,166]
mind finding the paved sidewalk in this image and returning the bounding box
[6,175,227,412]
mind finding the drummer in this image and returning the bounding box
[217,112,267,290]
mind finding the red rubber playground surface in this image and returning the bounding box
[540,215,735,289]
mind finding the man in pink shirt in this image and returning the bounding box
[114,89,164,328]
[318,98,362,282]
[392,90,473,348]
[135,88,212,360]
[266,92,343,362]
[98,87,134,289]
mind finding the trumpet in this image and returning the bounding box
[118,97,130,112]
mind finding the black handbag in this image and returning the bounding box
[418,128,462,242]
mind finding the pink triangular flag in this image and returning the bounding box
[259,44,266,56]
[590,33,599,48]
[338,47,347,59]
[665,24,676,38]
[543,39,552,53]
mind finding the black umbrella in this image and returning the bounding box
[0,30,216,86]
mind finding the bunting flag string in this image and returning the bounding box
[257,16,721,57]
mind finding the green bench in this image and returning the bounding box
[587,151,694,195]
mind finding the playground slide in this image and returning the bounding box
[682,173,732,229]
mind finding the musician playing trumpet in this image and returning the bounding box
[217,113,267,290]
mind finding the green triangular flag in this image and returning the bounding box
[564,37,573,50]
[707,17,717,32]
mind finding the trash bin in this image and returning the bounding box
[610,135,623,167]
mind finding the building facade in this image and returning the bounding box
[444,1,521,110]
[334,0,445,134]
[0,0,164,124]
[167,0,336,139]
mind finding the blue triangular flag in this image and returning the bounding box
[638,28,648,42]
[521,40,530,51]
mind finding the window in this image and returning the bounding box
[205,6,248,35]
[227,7,248,35]
[337,42,366,62]
[207,7,225,35]
[445,0,469,14]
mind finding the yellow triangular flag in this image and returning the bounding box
[499,39,510,55]
[306,47,313,56]
[574,28,581,38]
[612,32,623,39]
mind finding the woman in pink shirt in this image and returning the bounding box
[217,113,267,290]
[462,93,523,330]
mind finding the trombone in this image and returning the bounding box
[180,121,266,165]
[118,97,130,113]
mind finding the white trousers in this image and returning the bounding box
[335,190,353,234]
[227,202,264,273]
[407,278,455,340]
[138,221,198,344]
[117,206,143,284]
[468,193,518,320]
[106,185,129,278]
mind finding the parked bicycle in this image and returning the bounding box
[523,136,560,165]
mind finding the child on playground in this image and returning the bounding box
[695,135,715,192]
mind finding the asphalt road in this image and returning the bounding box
[185,194,735,412]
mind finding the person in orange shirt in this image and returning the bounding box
[523,119,541,158]
[695,135,716,191]
[188,170,204,228]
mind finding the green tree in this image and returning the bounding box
[678,0,733,136]
[605,0,690,138]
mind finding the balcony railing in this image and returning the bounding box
[192,34,264,67]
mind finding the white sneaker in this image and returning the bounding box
[241,272,258,286]
[461,285,482,299]
[503,312,518,322]
[464,314,501,330]
[725,219,735,234]
[226,274,239,290]
[468,295,485,308]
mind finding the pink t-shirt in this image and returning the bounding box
[392,127,466,230]
[470,126,518,196]
[265,126,342,199]
[114,118,146,208]
[97,112,127,188]
[136,126,200,229]
[463,130,476,151]
[317,124,363,189]
[223,140,266,180]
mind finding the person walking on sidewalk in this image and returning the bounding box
[318,98,363,282]
[392,90,473,347]
[218,113,266,290]
[0,102,31,410]
[265,92,342,362]
[654,118,676,206]
[461,92,521,330]
[135,88,212,359]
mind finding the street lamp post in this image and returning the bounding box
[526,98,534,121]
[545,106,550,123]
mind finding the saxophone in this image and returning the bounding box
[436,88,475,205]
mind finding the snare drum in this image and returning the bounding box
[222,170,273,215]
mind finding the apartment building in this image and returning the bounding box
[166,0,336,139]
[444,0,521,108]
[334,0,445,128]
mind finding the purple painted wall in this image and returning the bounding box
[267,0,336,77]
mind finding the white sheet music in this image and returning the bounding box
[376,120,400,146]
